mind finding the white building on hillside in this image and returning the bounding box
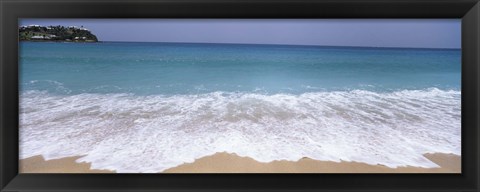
[31,36,44,40]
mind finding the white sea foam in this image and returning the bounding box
[19,88,461,173]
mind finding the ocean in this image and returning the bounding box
[19,42,461,173]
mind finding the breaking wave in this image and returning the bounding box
[19,88,461,173]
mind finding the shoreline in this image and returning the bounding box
[19,152,460,173]
[19,156,114,173]
[163,152,460,173]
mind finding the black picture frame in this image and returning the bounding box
[1,0,479,191]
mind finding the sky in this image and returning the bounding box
[20,19,461,48]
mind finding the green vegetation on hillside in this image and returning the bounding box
[19,25,98,42]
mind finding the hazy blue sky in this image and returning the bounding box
[20,19,461,48]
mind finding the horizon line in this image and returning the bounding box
[95,40,461,50]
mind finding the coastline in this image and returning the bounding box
[19,152,460,173]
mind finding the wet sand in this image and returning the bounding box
[20,152,460,173]
[19,156,114,173]
[163,152,460,173]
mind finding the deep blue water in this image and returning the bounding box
[20,42,461,95]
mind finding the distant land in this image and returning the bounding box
[19,25,98,42]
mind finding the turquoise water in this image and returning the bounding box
[19,42,461,173]
[20,42,460,95]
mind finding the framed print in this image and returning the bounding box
[1,0,479,191]
[17,18,462,174]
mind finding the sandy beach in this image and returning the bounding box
[19,156,114,173]
[19,152,460,173]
